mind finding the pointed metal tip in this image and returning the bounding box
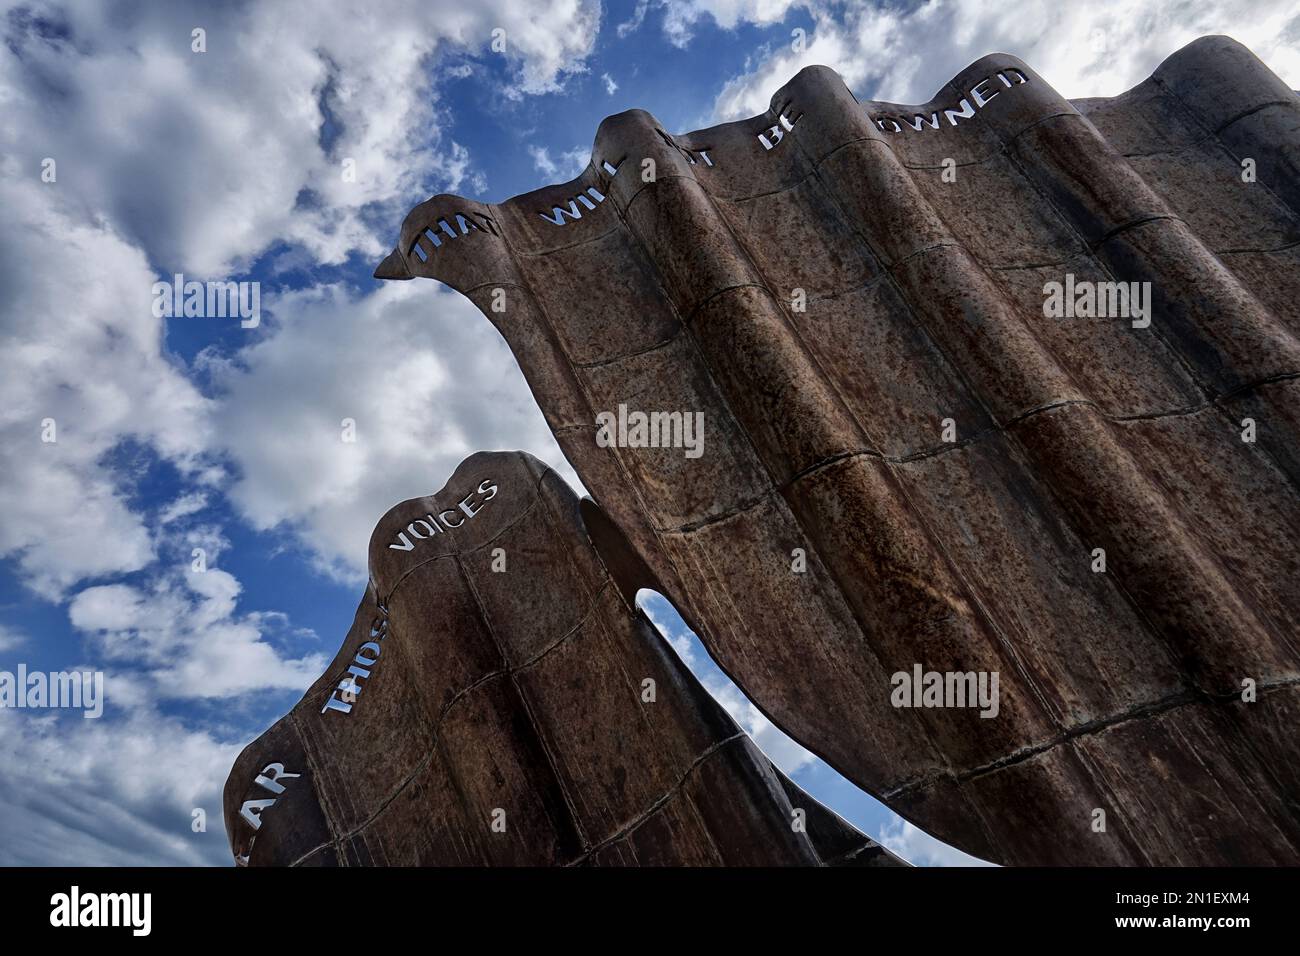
[373,248,412,280]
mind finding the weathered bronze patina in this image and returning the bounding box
[373,37,1300,866]
[224,451,900,866]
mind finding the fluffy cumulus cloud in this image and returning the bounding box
[0,0,600,594]
[68,567,327,699]
[207,279,571,580]
[0,0,600,865]
[0,174,214,598]
[0,0,602,276]
[684,0,1300,120]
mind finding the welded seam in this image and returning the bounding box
[563,732,747,865]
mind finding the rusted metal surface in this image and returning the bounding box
[224,451,900,866]
[376,36,1300,865]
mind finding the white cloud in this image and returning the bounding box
[602,71,619,94]
[0,0,602,870]
[0,0,602,600]
[879,813,995,867]
[529,144,561,177]
[706,677,818,774]
[617,0,652,38]
[0,175,214,598]
[662,0,803,47]
[68,568,326,700]
[686,0,1300,121]
[158,492,209,526]
[206,280,573,580]
[0,708,240,865]
[0,624,26,653]
[0,0,602,277]
[528,144,591,181]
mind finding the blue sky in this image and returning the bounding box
[1,0,1296,866]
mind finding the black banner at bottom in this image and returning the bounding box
[0,866,1288,942]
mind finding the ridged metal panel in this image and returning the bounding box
[374,36,1300,865]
